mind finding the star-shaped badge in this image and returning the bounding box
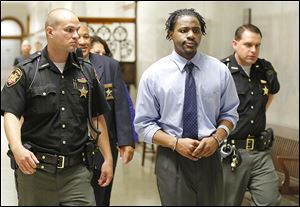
[106,88,113,98]
[78,86,88,98]
[262,86,269,96]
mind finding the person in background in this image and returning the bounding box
[78,24,135,206]
[34,41,43,52]
[13,39,31,66]
[134,8,239,205]
[90,35,139,144]
[1,8,113,205]
[221,24,281,206]
[90,35,113,57]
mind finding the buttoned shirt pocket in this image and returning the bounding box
[29,84,57,115]
[70,87,88,114]
[257,82,269,104]
[236,89,249,115]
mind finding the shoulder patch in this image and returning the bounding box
[6,67,23,87]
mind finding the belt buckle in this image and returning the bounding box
[246,136,255,151]
[57,155,65,168]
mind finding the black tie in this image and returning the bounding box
[182,62,198,139]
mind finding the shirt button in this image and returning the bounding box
[250,106,254,109]
[61,90,65,95]
[42,92,46,96]
[61,107,65,111]
[62,124,66,128]
[62,75,64,79]
[250,120,254,124]
[248,79,251,82]
[62,140,66,145]
[250,91,254,95]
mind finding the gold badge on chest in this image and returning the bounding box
[104,83,114,100]
[262,85,269,96]
[78,85,88,98]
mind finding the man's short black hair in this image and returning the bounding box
[165,8,206,40]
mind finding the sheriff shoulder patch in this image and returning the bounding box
[6,67,23,87]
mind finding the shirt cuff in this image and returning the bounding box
[144,126,161,144]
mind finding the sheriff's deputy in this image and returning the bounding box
[1,8,113,205]
[221,24,281,206]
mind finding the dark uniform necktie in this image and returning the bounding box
[182,62,198,139]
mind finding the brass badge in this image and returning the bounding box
[77,78,87,84]
[104,83,114,100]
[6,67,23,87]
[262,85,269,96]
[260,79,267,84]
[78,85,88,98]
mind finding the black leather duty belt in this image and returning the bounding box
[35,151,85,173]
[229,136,272,151]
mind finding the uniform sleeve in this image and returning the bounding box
[90,67,110,117]
[112,62,135,146]
[262,59,280,94]
[1,67,27,118]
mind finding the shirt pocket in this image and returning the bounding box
[236,89,248,115]
[30,84,57,115]
[257,82,269,104]
[70,88,88,114]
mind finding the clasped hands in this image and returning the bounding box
[175,136,219,161]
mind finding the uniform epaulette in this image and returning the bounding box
[18,52,42,66]
[257,58,273,71]
[220,56,231,64]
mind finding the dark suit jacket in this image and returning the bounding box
[89,53,135,147]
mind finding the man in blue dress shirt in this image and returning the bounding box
[134,8,240,206]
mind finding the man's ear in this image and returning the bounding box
[232,39,238,50]
[167,31,174,41]
[46,26,54,38]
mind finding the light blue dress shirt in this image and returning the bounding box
[134,50,239,144]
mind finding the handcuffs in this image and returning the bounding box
[220,139,242,171]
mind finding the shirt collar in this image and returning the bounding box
[39,46,81,71]
[170,50,201,72]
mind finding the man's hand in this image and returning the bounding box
[191,137,219,159]
[98,160,113,187]
[119,146,134,164]
[175,138,200,161]
[12,145,39,174]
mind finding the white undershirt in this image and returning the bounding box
[53,62,66,74]
[241,65,251,77]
